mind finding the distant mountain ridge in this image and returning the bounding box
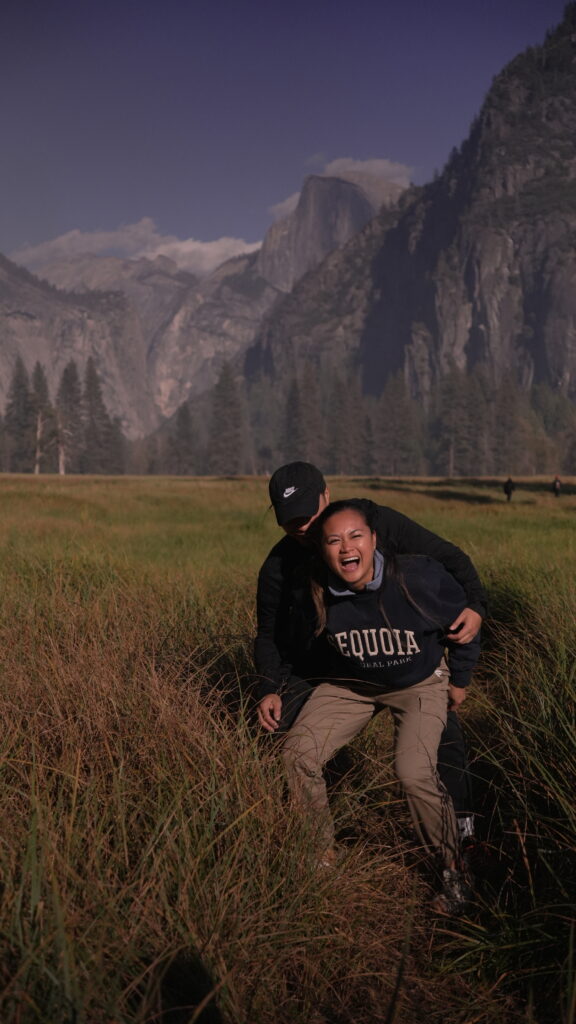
[4,173,392,434]
[2,6,575,446]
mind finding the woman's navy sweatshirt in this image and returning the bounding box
[255,500,486,697]
[318,554,480,693]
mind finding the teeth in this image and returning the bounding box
[342,557,359,566]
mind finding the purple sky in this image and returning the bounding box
[1,0,568,270]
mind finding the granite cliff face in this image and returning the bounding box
[246,6,576,404]
[255,174,396,293]
[0,255,155,437]
[10,173,396,429]
[36,254,197,354]
[30,250,277,421]
[5,7,574,440]
[146,252,280,414]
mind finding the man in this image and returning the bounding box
[255,462,485,843]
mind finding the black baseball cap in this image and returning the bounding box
[268,462,326,526]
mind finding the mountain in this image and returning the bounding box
[6,6,573,458]
[10,172,399,427]
[246,5,576,404]
[35,254,197,354]
[0,254,155,437]
[255,174,400,293]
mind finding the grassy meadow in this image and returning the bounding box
[0,473,573,1023]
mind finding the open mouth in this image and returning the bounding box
[340,556,360,571]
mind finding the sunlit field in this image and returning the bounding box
[0,474,574,1023]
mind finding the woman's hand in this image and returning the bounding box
[257,693,282,732]
[448,607,482,644]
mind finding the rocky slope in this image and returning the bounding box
[36,254,197,353]
[246,6,576,405]
[0,255,155,437]
[9,173,394,429]
[6,7,573,440]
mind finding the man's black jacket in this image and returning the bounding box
[254,500,486,698]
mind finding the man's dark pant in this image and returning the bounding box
[437,709,474,817]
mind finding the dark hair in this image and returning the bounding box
[309,498,439,635]
[313,498,379,535]
[309,500,392,634]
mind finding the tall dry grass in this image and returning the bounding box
[0,474,572,1022]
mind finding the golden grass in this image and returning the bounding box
[0,474,572,1022]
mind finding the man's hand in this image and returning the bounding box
[448,684,468,709]
[448,607,482,644]
[257,693,282,732]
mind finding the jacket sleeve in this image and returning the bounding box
[254,545,292,697]
[445,634,480,688]
[416,557,481,687]
[372,503,487,616]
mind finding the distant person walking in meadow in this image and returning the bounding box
[255,463,484,858]
[261,498,480,914]
[552,475,561,497]
[503,477,515,502]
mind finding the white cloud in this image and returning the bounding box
[138,234,261,276]
[322,157,413,187]
[12,158,413,274]
[12,218,261,277]
[268,156,413,225]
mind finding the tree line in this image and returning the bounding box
[1,357,125,474]
[156,362,576,478]
[4,357,575,478]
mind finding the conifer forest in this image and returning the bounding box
[4,356,576,478]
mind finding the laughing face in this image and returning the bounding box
[320,509,377,590]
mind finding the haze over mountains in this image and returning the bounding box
[1,5,575,454]
[3,171,394,437]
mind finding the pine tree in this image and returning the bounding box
[375,374,425,476]
[326,374,360,475]
[81,358,114,474]
[166,403,195,474]
[107,417,126,475]
[492,373,537,474]
[207,363,244,475]
[299,373,327,467]
[430,366,476,477]
[31,362,57,473]
[56,360,83,474]
[463,368,494,476]
[532,382,576,472]
[246,374,284,475]
[360,410,377,477]
[4,357,35,472]
[144,434,162,475]
[0,415,6,472]
[280,378,307,464]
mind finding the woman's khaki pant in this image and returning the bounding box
[281,669,459,868]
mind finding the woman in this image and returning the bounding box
[280,499,480,914]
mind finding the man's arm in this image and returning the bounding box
[254,539,298,698]
[373,504,487,621]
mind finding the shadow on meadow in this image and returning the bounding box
[130,954,224,1024]
[350,475,576,501]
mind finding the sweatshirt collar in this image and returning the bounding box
[328,548,384,597]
